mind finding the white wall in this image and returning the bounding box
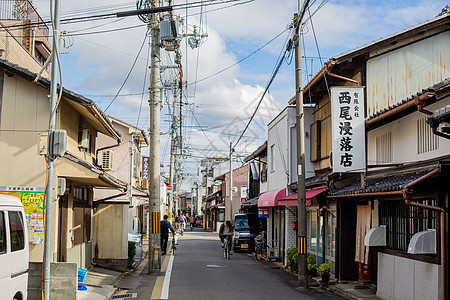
[268,107,290,191]
[367,97,450,165]
[377,252,441,300]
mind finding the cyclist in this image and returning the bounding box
[179,214,186,233]
[219,220,233,248]
[160,215,175,255]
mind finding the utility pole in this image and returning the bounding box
[168,80,178,220]
[148,0,162,273]
[129,134,135,204]
[229,142,233,222]
[295,0,310,288]
[43,0,60,298]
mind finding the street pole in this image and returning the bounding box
[229,142,233,222]
[148,0,161,273]
[295,0,308,288]
[43,0,60,298]
[168,81,178,220]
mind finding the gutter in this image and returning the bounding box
[401,168,445,300]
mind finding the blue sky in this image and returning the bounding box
[33,0,449,175]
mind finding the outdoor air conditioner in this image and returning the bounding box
[102,150,113,170]
[79,129,90,149]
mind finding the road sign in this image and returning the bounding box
[167,185,172,191]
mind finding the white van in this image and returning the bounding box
[0,195,29,300]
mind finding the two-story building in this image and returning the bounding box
[0,58,127,270]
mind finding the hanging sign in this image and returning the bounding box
[240,185,247,202]
[258,207,269,218]
[331,86,366,173]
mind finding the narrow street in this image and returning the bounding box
[125,227,342,300]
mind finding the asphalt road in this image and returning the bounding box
[165,228,341,300]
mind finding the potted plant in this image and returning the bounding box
[307,254,317,277]
[317,262,331,284]
[286,247,298,272]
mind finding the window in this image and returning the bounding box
[8,211,25,252]
[270,145,275,172]
[417,117,439,154]
[260,155,267,183]
[376,131,392,163]
[379,200,437,252]
[0,212,6,254]
[310,121,321,162]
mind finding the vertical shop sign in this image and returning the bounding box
[142,156,150,179]
[331,86,366,173]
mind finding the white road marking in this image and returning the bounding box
[160,252,174,299]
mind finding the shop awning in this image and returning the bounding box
[278,187,328,206]
[257,189,286,207]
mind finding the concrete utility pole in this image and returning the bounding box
[168,81,178,220]
[295,0,310,288]
[148,0,162,273]
[229,142,233,222]
[43,0,60,299]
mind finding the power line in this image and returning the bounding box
[104,32,148,112]
[187,27,289,87]
[233,28,294,150]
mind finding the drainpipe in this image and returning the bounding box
[402,168,445,300]
[414,92,435,116]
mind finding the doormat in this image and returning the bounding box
[115,275,142,290]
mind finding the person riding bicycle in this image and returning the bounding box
[219,220,233,248]
[179,214,186,232]
[160,214,175,255]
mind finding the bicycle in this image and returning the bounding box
[254,231,266,261]
[223,233,233,260]
[171,233,177,255]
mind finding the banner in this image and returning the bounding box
[331,86,366,173]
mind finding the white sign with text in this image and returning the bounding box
[331,86,366,173]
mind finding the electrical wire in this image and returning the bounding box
[233,29,294,150]
[187,27,290,87]
[104,32,148,112]
[136,33,151,128]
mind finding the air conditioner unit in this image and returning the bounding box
[102,150,113,170]
[79,129,90,149]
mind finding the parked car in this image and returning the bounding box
[195,215,203,227]
[0,195,29,300]
[233,214,252,252]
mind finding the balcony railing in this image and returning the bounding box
[0,0,49,38]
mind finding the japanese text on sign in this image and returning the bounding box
[331,87,366,173]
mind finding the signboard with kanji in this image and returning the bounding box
[331,86,366,173]
[1,186,45,244]
[142,156,150,179]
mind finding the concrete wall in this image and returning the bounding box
[28,262,77,300]
[66,241,92,270]
[377,252,441,300]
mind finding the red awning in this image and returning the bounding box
[257,189,287,207]
[278,187,328,206]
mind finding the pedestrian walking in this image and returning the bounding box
[160,214,175,255]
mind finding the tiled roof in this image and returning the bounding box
[328,166,437,196]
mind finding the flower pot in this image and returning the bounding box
[321,273,330,284]
[308,268,317,277]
